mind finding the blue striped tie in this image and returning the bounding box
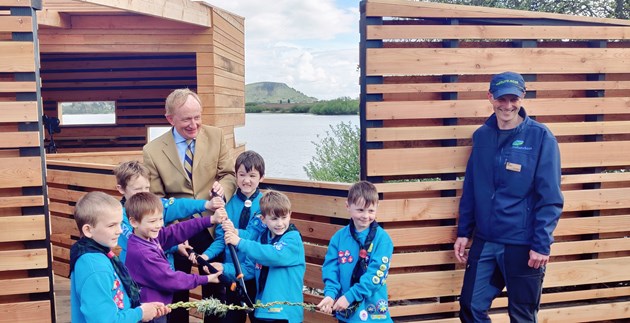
[184,139,194,181]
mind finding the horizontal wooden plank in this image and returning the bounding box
[0,277,49,296]
[0,42,35,73]
[46,168,117,190]
[364,0,630,26]
[368,25,630,41]
[0,194,44,208]
[366,97,630,120]
[39,43,212,53]
[0,101,38,122]
[367,80,630,94]
[0,131,40,148]
[388,226,457,247]
[0,81,37,93]
[378,172,630,194]
[367,141,630,176]
[387,256,630,300]
[0,249,48,271]
[367,121,630,142]
[0,16,33,32]
[393,288,630,319]
[51,214,80,237]
[367,146,469,176]
[0,156,42,188]
[562,189,630,213]
[0,301,52,323]
[367,48,630,76]
[0,215,46,242]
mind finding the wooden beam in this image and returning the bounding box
[36,9,71,28]
[0,301,52,323]
[0,277,49,296]
[74,0,212,27]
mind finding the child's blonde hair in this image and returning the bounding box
[113,160,149,189]
[260,190,291,217]
[74,191,121,235]
[126,192,163,222]
[347,181,379,208]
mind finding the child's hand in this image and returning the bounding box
[177,241,193,257]
[205,196,225,212]
[210,181,225,199]
[332,295,350,312]
[200,259,221,274]
[224,230,240,246]
[155,303,171,317]
[206,271,222,284]
[139,302,161,322]
[222,219,237,234]
[189,252,207,265]
[317,296,335,314]
[212,208,228,224]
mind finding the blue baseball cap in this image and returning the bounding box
[489,72,526,99]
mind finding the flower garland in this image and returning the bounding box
[167,298,318,317]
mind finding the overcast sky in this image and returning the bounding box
[205,0,360,100]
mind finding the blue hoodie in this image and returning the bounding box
[457,108,564,255]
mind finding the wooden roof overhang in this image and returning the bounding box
[38,0,213,29]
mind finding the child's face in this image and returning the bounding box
[236,165,264,197]
[130,210,164,240]
[117,175,150,201]
[262,212,291,238]
[347,200,377,232]
[83,205,123,249]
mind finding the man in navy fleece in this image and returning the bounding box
[454,72,564,322]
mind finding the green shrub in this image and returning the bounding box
[304,122,360,183]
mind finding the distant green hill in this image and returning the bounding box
[245,82,318,104]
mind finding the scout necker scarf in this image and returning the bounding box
[350,220,378,286]
[70,237,141,307]
[236,188,260,230]
[258,224,299,294]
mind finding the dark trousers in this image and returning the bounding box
[221,278,257,323]
[168,229,225,323]
[459,239,545,323]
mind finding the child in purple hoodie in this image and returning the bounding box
[124,192,226,322]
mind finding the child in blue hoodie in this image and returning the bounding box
[198,150,267,323]
[113,160,224,264]
[69,191,170,323]
[225,191,305,323]
[317,181,394,322]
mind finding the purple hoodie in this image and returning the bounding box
[126,216,212,304]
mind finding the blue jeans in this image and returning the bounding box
[459,239,545,322]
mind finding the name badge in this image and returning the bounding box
[506,162,522,172]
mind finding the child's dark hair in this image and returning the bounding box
[126,192,163,222]
[235,150,265,177]
[260,190,291,218]
[347,181,379,208]
[113,160,149,189]
[74,191,121,235]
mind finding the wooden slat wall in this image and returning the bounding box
[0,1,55,322]
[197,8,246,152]
[358,0,630,321]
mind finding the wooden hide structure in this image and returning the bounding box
[36,0,245,153]
[1,0,244,321]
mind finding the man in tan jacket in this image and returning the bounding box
[143,88,236,323]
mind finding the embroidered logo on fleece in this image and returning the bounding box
[511,139,532,150]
